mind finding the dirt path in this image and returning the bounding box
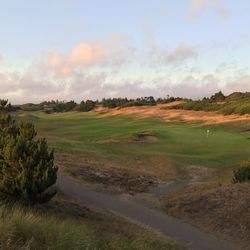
[57,175,236,250]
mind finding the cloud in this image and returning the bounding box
[224,75,250,94]
[0,66,249,104]
[0,66,66,103]
[60,73,221,101]
[152,42,198,66]
[0,71,20,93]
[69,43,104,64]
[188,0,229,18]
[215,62,238,73]
[163,43,198,63]
[0,34,248,104]
[44,34,135,77]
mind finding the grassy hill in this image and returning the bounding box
[168,92,250,115]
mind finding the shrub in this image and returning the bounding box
[0,100,57,203]
[232,161,250,183]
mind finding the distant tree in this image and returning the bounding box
[102,97,157,108]
[77,100,96,112]
[0,100,57,203]
[102,98,119,108]
[210,91,225,102]
[20,103,42,111]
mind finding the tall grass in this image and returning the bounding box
[0,203,184,250]
[0,204,91,250]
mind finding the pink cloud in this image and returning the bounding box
[45,34,134,77]
[69,43,104,64]
[188,0,229,18]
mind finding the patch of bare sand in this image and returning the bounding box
[97,103,250,124]
[56,153,178,193]
[136,131,159,142]
[161,183,250,248]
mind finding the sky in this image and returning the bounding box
[0,0,250,104]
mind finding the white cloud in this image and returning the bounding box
[0,66,249,104]
[224,75,250,94]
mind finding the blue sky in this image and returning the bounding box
[0,0,250,103]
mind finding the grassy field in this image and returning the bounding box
[17,111,250,182]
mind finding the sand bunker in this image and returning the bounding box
[136,131,159,142]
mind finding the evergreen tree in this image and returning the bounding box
[0,100,57,203]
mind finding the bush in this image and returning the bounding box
[0,100,57,203]
[233,161,250,183]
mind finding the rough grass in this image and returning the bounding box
[0,204,90,250]
[17,111,250,181]
[161,183,250,248]
[168,92,250,115]
[0,201,184,250]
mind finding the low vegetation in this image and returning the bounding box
[161,183,250,248]
[0,201,184,250]
[233,161,250,183]
[169,91,250,115]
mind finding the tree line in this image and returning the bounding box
[8,91,250,115]
[17,96,189,113]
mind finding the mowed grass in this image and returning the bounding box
[18,111,250,180]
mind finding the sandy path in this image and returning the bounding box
[57,174,236,250]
